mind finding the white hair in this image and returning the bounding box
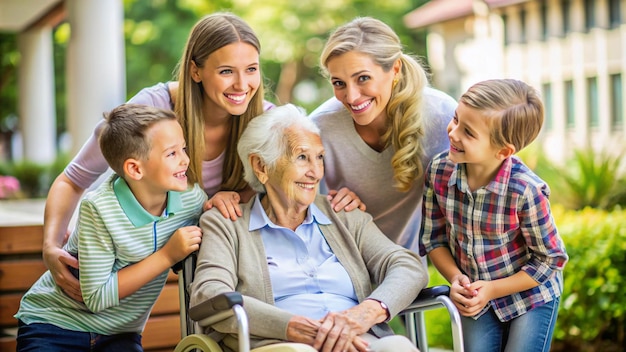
[237,104,321,192]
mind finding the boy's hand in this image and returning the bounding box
[450,274,478,315]
[162,226,202,264]
[450,275,492,317]
[459,280,493,316]
[204,191,242,221]
[326,187,366,212]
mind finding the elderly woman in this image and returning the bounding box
[190,104,427,352]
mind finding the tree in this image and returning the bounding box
[0,0,430,156]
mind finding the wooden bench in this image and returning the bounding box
[0,224,182,351]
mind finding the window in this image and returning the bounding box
[542,83,553,130]
[565,80,575,128]
[541,2,549,40]
[587,77,599,128]
[562,0,571,34]
[610,73,623,128]
[520,7,527,42]
[502,14,509,45]
[609,0,621,28]
[584,0,595,30]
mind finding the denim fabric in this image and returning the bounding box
[461,297,560,352]
[16,321,142,352]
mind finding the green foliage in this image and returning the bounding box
[422,206,626,352]
[420,266,455,349]
[0,153,71,199]
[519,145,626,210]
[1,0,430,148]
[551,206,626,352]
[0,32,18,130]
[6,160,49,198]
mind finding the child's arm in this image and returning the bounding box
[428,247,477,313]
[117,225,202,299]
[76,198,202,311]
[428,247,462,283]
[518,184,568,283]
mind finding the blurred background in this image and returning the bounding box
[0,2,625,350]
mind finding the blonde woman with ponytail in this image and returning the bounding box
[310,17,456,252]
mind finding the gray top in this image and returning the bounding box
[309,87,457,252]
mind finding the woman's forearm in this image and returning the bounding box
[43,173,84,255]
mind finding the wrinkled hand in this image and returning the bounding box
[327,187,366,212]
[286,315,321,346]
[45,246,82,302]
[314,311,371,352]
[161,226,202,265]
[204,191,242,221]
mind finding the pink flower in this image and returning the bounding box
[0,175,21,199]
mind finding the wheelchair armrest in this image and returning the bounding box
[415,285,450,301]
[402,285,452,314]
[189,291,244,321]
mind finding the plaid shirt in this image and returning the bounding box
[419,152,568,322]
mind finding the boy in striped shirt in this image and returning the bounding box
[420,79,568,352]
[15,104,207,351]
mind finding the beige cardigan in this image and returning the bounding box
[191,194,428,350]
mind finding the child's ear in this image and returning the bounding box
[250,154,268,185]
[123,158,143,181]
[496,144,516,160]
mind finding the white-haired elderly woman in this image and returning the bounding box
[191,104,427,352]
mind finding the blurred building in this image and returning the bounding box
[0,0,125,163]
[405,0,626,162]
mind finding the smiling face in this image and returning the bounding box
[447,102,509,170]
[326,51,399,129]
[191,42,261,118]
[264,128,325,213]
[140,119,190,193]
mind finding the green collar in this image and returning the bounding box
[113,176,183,227]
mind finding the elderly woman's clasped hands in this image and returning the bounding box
[287,299,388,351]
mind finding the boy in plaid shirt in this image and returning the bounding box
[420,79,568,352]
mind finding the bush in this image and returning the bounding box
[519,145,626,210]
[551,206,626,352]
[422,206,626,351]
[0,153,71,198]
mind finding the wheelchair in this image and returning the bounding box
[173,254,464,352]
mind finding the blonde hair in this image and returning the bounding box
[99,104,177,177]
[174,12,265,192]
[460,79,544,152]
[320,17,429,192]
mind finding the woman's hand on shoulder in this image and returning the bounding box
[327,187,366,212]
[203,191,242,221]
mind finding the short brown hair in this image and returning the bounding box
[460,79,544,152]
[98,104,177,176]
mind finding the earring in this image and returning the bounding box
[392,77,399,89]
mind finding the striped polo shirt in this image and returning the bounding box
[15,174,206,335]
